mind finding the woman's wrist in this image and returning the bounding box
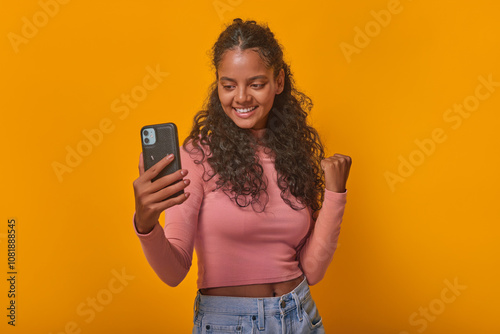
[134,215,156,235]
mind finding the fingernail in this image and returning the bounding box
[167,154,174,160]
[180,169,187,176]
[184,179,190,185]
[185,192,190,199]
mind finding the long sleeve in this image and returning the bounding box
[132,146,205,287]
[298,189,348,285]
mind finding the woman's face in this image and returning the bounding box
[217,48,284,130]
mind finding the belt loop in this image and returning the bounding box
[291,291,303,322]
[194,290,200,318]
[257,298,265,330]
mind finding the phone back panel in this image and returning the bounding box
[141,123,182,183]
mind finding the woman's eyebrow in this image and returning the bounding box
[219,75,268,82]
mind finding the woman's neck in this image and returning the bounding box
[249,128,266,140]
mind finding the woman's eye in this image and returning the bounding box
[222,84,264,89]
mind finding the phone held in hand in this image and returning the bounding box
[140,122,183,199]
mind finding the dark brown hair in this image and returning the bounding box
[184,18,325,212]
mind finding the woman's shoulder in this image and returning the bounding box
[179,138,212,173]
[181,137,212,158]
[180,138,218,188]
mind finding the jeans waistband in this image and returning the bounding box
[193,276,309,319]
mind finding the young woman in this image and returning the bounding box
[132,18,352,333]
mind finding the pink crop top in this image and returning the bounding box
[133,133,348,290]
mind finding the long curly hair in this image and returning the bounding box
[183,18,325,212]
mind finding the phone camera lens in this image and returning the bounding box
[144,138,150,144]
[143,130,149,136]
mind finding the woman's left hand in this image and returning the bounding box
[321,154,352,193]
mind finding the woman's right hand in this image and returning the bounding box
[132,152,190,234]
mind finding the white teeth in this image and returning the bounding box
[234,106,257,113]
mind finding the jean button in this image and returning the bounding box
[280,300,286,308]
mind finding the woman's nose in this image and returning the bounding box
[235,87,251,103]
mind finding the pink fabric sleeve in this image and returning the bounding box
[132,148,204,287]
[298,189,348,285]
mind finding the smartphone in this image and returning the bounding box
[140,122,183,199]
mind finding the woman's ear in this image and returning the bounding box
[275,68,285,94]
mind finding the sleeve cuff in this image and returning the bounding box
[132,212,163,239]
[324,188,347,203]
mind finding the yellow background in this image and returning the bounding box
[2,0,499,333]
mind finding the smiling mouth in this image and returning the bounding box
[233,106,258,113]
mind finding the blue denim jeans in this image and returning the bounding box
[192,276,325,333]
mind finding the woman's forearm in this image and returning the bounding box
[299,189,348,285]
